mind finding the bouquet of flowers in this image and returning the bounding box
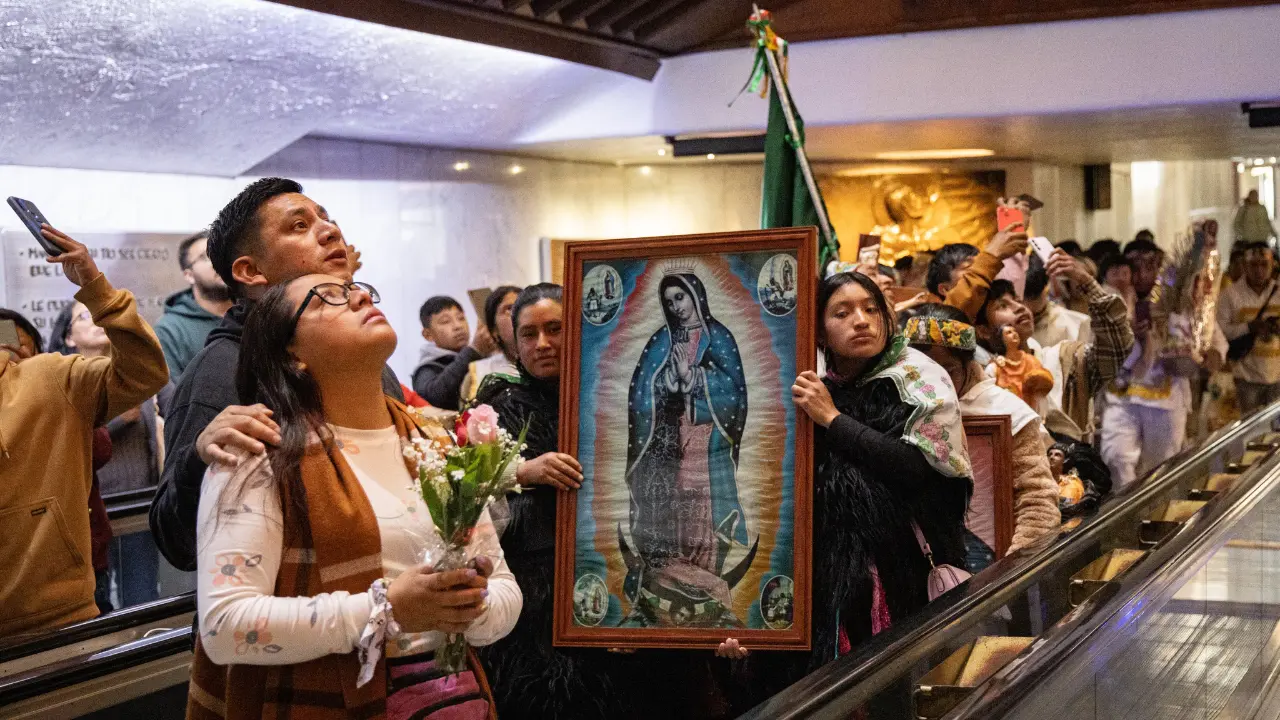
[403,404,525,672]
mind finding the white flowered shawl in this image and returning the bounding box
[857,335,972,478]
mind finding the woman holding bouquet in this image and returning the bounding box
[187,274,521,720]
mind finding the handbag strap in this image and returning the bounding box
[1252,282,1279,325]
[911,521,936,569]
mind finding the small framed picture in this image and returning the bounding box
[961,415,1015,558]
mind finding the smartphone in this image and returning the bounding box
[996,205,1025,232]
[6,197,62,256]
[1029,236,1055,263]
[0,319,20,349]
[467,287,493,317]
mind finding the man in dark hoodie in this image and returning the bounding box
[153,231,233,379]
[149,178,404,571]
[412,294,496,409]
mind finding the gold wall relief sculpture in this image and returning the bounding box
[818,170,1006,265]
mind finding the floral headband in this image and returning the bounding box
[904,316,977,352]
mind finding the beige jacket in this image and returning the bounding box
[960,367,1061,553]
[0,275,168,635]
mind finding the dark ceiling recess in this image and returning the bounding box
[667,134,766,157]
[1244,102,1280,129]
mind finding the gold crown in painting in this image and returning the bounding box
[661,261,697,277]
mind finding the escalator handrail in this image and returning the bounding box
[0,592,194,665]
[103,486,157,519]
[100,487,157,506]
[106,498,156,520]
[0,627,191,707]
[737,404,1280,720]
[942,432,1280,719]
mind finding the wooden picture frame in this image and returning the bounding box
[542,237,605,284]
[555,228,817,650]
[961,415,1015,559]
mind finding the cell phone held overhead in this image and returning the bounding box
[1028,236,1055,263]
[996,205,1025,233]
[6,197,63,256]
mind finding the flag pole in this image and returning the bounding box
[753,4,837,264]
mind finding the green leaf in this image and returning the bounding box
[419,477,446,529]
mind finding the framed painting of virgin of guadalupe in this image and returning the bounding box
[554,228,816,650]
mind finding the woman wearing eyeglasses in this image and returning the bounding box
[187,274,521,720]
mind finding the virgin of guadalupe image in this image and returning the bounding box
[620,269,759,628]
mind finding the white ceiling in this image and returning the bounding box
[0,0,634,176]
[1,0,1277,177]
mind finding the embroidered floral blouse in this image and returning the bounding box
[195,424,522,665]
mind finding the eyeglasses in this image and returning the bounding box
[290,281,381,330]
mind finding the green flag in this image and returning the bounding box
[752,19,839,271]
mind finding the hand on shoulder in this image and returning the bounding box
[196,404,281,466]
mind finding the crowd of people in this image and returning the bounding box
[0,177,1276,718]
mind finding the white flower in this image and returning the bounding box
[451,470,464,481]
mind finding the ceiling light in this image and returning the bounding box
[873,149,995,161]
[706,153,716,160]
[1238,163,1246,174]
[1271,157,1278,164]
[835,164,934,177]
[1254,158,1265,166]
[508,164,524,175]
[639,166,652,176]
[453,161,471,171]
[658,148,668,156]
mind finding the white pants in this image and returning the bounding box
[1100,402,1188,492]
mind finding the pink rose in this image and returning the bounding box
[465,404,501,446]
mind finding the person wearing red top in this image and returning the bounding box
[90,427,114,613]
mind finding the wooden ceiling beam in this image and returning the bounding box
[625,0,698,39]
[266,0,662,78]
[637,0,763,52]
[586,0,652,32]
[529,0,576,17]
[558,0,614,25]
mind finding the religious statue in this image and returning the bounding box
[992,325,1054,405]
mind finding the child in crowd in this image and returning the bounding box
[412,295,496,409]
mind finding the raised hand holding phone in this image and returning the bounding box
[40,225,100,287]
[7,197,63,256]
[1045,248,1089,287]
